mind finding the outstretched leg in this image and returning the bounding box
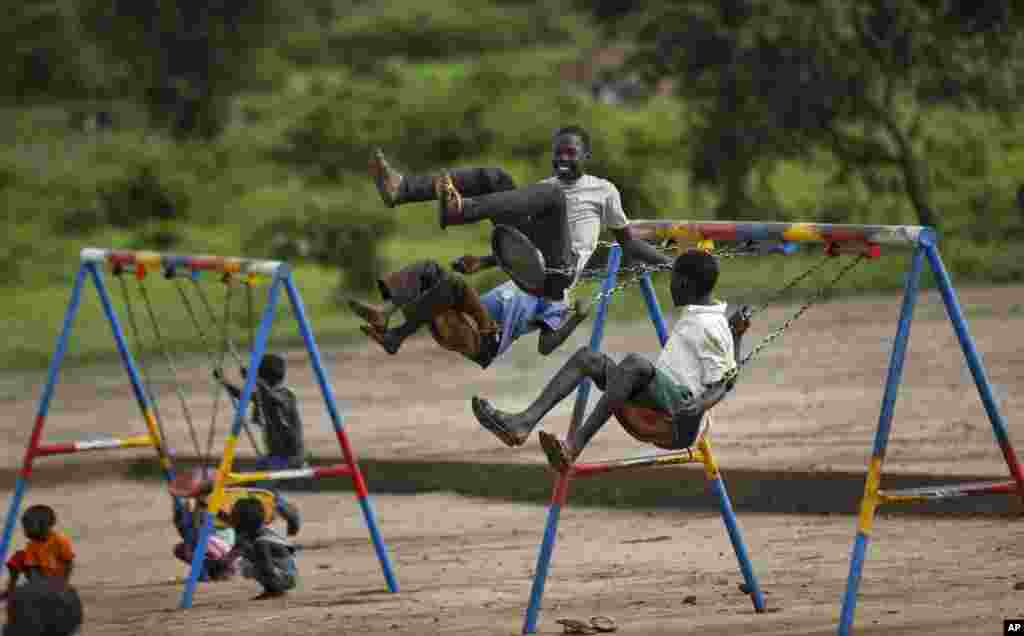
[369,149,516,207]
[439,179,576,299]
[538,353,657,471]
[472,346,612,447]
[354,261,467,355]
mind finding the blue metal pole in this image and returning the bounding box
[284,274,399,593]
[922,240,1024,492]
[522,473,571,634]
[638,273,669,347]
[569,246,622,431]
[89,265,181,499]
[709,476,766,611]
[180,269,284,610]
[838,244,925,636]
[0,266,90,565]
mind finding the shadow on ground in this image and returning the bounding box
[12,456,1021,519]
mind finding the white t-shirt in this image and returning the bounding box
[540,174,630,276]
[655,302,736,397]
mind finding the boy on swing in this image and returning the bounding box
[472,249,751,470]
[349,125,672,363]
[215,353,304,537]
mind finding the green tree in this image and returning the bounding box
[630,0,1024,228]
[0,1,108,101]
[79,0,289,139]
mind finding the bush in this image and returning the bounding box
[314,0,588,69]
[243,185,397,297]
[97,165,191,228]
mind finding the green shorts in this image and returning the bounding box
[629,368,692,413]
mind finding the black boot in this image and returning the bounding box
[362,322,418,355]
[538,298,592,355]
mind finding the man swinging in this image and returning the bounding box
[349,125,671,364]
[471,249,752,470]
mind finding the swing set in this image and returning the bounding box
[0,248,400,609]
[512,220,1018,636]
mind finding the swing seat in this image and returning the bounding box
[613,405,710,451]
[214,487,276,528]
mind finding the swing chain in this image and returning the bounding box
[733,253,866,376]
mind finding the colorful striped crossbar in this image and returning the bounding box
[878,480,1018,505]
[33,435,155,457]
[225,463,353,487]
[627,220,925,247]
[80,248,283,278]
[569,448,703,478]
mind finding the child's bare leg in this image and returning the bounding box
[472,347,612,446]
[539,353,656,470]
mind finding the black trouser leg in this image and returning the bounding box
[466,183,575,299]
[501,347,612,436]
[398,167,517,204]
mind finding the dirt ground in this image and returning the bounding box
[1,285,1023,635]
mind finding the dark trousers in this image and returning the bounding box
[404,167,575,300]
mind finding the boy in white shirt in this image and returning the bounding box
[471,249,751,470]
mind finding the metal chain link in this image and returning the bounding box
[730,254,866,379]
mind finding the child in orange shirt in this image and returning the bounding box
[4,505,75,599]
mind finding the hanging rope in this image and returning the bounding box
[134,275,205,462]
[114,270,176,469]
[191,274,266,457]
[170,272,230,467]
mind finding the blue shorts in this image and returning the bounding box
[480,282,568,359]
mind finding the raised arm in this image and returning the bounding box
[610,226,674,268]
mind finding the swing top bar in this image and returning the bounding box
[628,220,930,247]
[80,248,284,277]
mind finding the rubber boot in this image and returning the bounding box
[538,298,592,355]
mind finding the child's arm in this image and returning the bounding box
[451,254,498,275]
[214,369,243,400]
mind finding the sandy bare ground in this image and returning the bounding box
[0,285,1022,634]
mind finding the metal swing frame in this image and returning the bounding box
[523,220,1019,636]
[0,248,400,611]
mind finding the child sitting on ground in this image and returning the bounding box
[472,249,751,470]
[228,497,297,600]
[4,505,74,600]
[169,468,238,582]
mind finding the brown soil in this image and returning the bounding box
[2,285,1022,635]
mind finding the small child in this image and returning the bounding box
[228,497,297,600]
[4,505,74,600]
[169,469,237,582]
[216,353,304,537]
